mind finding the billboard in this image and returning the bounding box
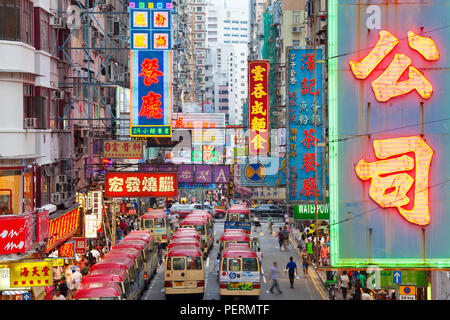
[130,50,172,137]
[248,61,270,156]
[46,207,80,252]
[103,140,143,159]
[105,172,178,197]
[130,8,172,51]
[286,47,325,203]
[329,0,450,267]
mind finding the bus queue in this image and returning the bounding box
[73,203,262,300]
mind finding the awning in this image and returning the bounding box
[234,184,253,195]
[1,290,29,295]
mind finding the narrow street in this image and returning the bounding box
[142,219,324,300]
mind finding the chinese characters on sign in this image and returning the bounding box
[355,136,433,226]
[103,140,143,159]
[46,208,80,252]
[105,172,178,197]
[130,8,171,50]
[131,50,172,137]
[248,61,270,156]
[287,48,324,202]
[10,261,52,288]
[58,241,76,259]
[350,30,438,102]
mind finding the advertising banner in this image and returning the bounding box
[103,140,143,159]
[73,237,86,255]
[46,207,80,252]
[286,47,324,204]
[178,165,194,183]
[195,165,212,184]
[294,203,329,220]
[213,165,230,184]
[9,261,52,288]
[250,187,286,200]
[105,172,177,197]
[0,214,33,255]
[130,50,172,137]
[329,0,450,267]
[85,215,97,239]
[248,61,270,156]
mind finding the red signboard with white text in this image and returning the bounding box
[0,214,33,255]
[105,172,178,197]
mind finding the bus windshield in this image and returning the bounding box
[153,218,165,228]
[186,256,202,270]
[243,258,258,271]
[143,220,153,229]
[229,258,241,271]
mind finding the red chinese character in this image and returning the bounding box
[301,78,308,95]
[174,117,184,128]
[139,92,163,119]
[139,58,164,86]
[20,267,29,277]
[123,143,129,152]
[301,128,320,149]
[154,13,167,27]
[112,143,118,152]
[308,79,320,95]
[301,53,316,73]
[301,177,320,198]
[32,267,40,277]
[301,153,320,173]
[133,143,141,151]
[104,142,110,152]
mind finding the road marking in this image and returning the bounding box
[206,256,210,268]
[263,276,266,283]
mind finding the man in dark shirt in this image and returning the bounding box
[285,257,298,288]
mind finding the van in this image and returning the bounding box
[139,210,171,245]
[224,205,252,234]
[85,268,140,300]
[164,245,205,299]
[217,232,252,258]
[219,246,261,299]
[179,215,213,254]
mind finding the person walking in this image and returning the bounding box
[52,288,66,300]
[285,257,298,288]
[277,227,284,251]
[301,250,310,276]
[282,226,290,251]
[358,271,367,289]
[306,239,314,265]
[340,271,350,300]
[320,243,329,266]
[71,267,82,298]
[269,262,282,294]
[267,215,273,234]
[353,278,363,300]
[256,248,263,266]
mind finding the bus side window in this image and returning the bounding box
[222,258,227,271]
[166,256,171,270]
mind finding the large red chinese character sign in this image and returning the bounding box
[355,137,433,226]
[248,61,269,156]
[105,172,177,197]
[349,30,439,102]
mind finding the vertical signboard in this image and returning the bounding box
[286,47,324,203]
[248,61,270,156]
[130,50,172,137]
[329,0,450,267]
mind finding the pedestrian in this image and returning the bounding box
[361,288,372,300]
[52,265,62,284]
[347,270,353,290]
[269,262,282,294]
[277,227,284,251]
[320,243,329,266]
[297,234,306,253]
[157,240,163,266]
[101,244,108,257]
[52,288,66,300]
[256,248,263,265]
[90,246,101,262]
[282,226,290,251]
[58,276,69,298]
[267,215,273,234]
[301,250,310,276]
[306,239,314,264]
[358,271,367,289]
[285,257,298,288]
[71,267,82,297]
[340,271,349,300]
[63,264,73,300]
[353,278,363,300]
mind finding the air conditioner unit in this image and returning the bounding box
[292,26,301,32]
[55,175,67,183]
[24,118,37,129]
[50,193,62,204]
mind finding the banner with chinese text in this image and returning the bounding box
[329,0,450,267]
[105,172,177,197]
[130,8,172,51]
[286,47,324,204]
[130,50,172,137]
[103,140,143,159]
[46,207,80,252]
[248,61,269,156]
[10,261,52,288]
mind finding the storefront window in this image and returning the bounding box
[23,169,33,213]
[0,170,22,215]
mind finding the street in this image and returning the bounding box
[142,218,325,300]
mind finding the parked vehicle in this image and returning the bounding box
[139,210,171,245]
[249,204,284,217]
[224,205,252,234]
[170,203,195,219]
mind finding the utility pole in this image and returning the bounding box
[313,0,319,265]
[112,198,117,245]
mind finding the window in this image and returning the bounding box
[240,34,247,37]
[186,256,202,270]
[221,258,227,271]
[0,169,21,215]
[196,15,202,20]
[172,257,185,270]
[293,11,301,24]
[196,6,202,12]
[232,20,239,23]
[0,0,20,41]
[232,27,238,30]
[224,27,230,30]
[232,34,238,37]
[240,28,247,31]
[224,33,230,37]
[228,258,241,271]
[243,258,258,271]
[240,21,247,24]
[22,0,32,45]
[224,40,230,43]
[166,257,171,270]
[224,20,230,23]
[293,40,300,46]
[40,10,49,52]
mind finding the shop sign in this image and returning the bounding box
[178,165,194,183]
[286,47,324,203]
[103,140,144,159]
[91,190,103,232]
[195,165,212,184]
[130,8,172,50]
[248,60,270,156]
[85,215,97,239]
[294,203,329,220]
[329,0,450,268]
[9,261,52,288]
[0,214,33,255]
[73,237,86,254]
[46,207,80,252]
[58,241,75,259]
[380,270,427,288]
[105,172,177,197]
[250,187,286,200]
[139,163,177,172]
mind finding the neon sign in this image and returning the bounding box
[356,136,433,226]
[349,30,439,102]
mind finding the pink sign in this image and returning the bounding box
[0,214,33,255]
